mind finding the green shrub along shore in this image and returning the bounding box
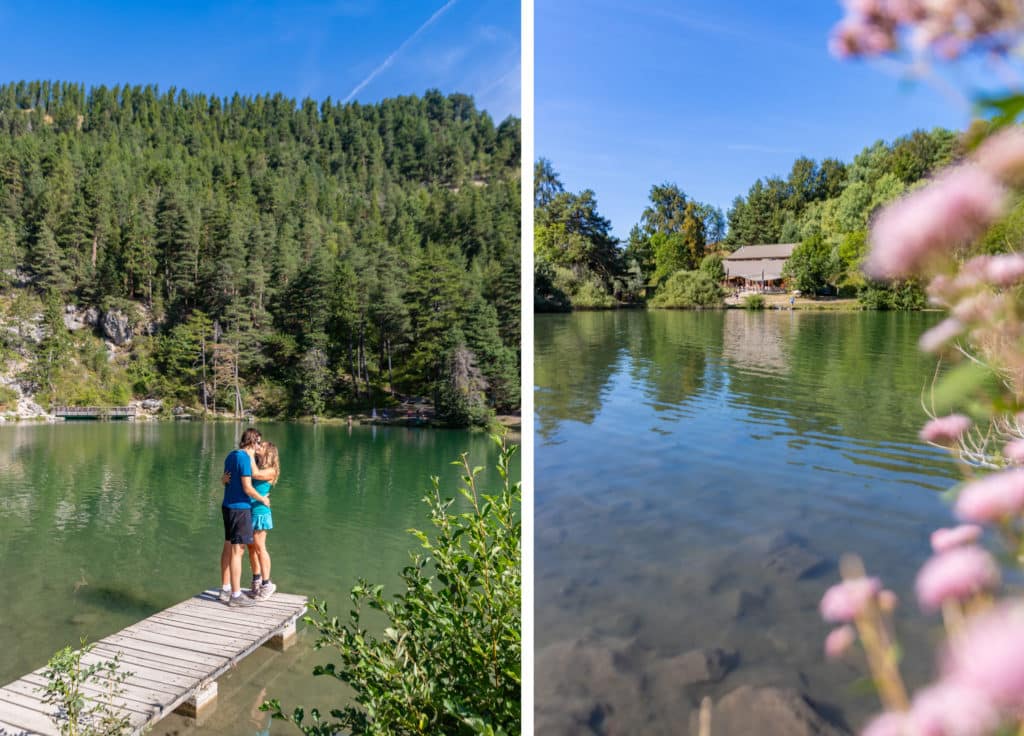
[534,127,1021,312]
[0,82,520,427]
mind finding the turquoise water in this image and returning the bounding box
[535,310,962,733]
[0,421,511,734]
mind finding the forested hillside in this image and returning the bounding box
[0,81,520,424]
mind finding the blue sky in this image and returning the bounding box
[537,0,971,238]
[0,1,519,120]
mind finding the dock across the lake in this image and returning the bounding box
[51,406,137,420]
[0,589,307,736]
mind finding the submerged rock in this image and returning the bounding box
[535,636,648,735]
[692,686,850,736]
[761,532,833,580]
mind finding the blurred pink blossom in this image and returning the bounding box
[1005,439,1024,463]
[915,545,1000,611]
[955,469,1024,522]
[829,16,897,57]
[861,711,911,736]
[943,604,1024,709]
[918,318,963,352]
[820,576,882,622]
[976,126,1024,185]
[824,624,857,658]
[985,253,1024,287]
[930,524,983,553]
[908,680,1000,736]
[919,414,972,444]
[866,165,1007,279]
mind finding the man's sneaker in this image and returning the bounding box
[250,578,262,597]
[218,588,231,603]
[227,593,256,607]
[258,581,277,600]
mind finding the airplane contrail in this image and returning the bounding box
[343,0,458,103]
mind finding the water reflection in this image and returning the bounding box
[535,310,959,733]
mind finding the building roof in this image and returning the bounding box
[724,258,786,282]
[725,243,798,261]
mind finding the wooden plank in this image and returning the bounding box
[124,619,257,651]
[90,644,209,678]
[163,599,292,626]
[98,633,227,668]
[0,717,34,736]
[148,610,275,638]
[80,652,198,689]
[5,678,151,718]
[0,696,58,735]
[19,673,175,713]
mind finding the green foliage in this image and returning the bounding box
[40,638,132,736]
[264,438,521,735]
[699,253,726,283]
[0,384,17,410]
[649,270,724,309]
[782,236,841,295]
[533,262,571,313]
[856,279,926,311]
[742,293,766,310]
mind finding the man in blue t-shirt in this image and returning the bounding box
[219,427,271,607]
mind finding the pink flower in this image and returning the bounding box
[919,414,972,444]
[915,545,1000,612]
[861,711,911,736]
[943,604,1024,709]
[955,469,1024,522]
[976,125,1024,185]
[824,625,857,658]
[918,318,963,352]
[828,17,896,57]
[908,680,1000,736]
[930,524,982,553]
[1005,439,1024,463]
[984,253,1024,287]
[820,576,881,622]
[866,165,1007,279]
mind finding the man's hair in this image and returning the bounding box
[240,427,261,449]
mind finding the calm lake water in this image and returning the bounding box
[535,309,961,734]
[0,421,511,735]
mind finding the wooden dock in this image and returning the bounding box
[0,589,307,736]
[51,406,137,420]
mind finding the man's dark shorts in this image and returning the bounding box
[222,506,254,545]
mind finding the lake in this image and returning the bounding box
[535,309,961,734]
[0,421,511,735]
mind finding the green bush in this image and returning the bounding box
[0,384,17,411]
[265,438,521,735]
[40,638,132,736]
[570,277,616,308]
[649,269,725,308]
[742,294,766,310]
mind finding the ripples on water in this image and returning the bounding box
[536,310,960,734]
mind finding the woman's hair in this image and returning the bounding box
[255,441,280,482]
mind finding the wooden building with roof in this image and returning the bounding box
[722,243,797,291]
